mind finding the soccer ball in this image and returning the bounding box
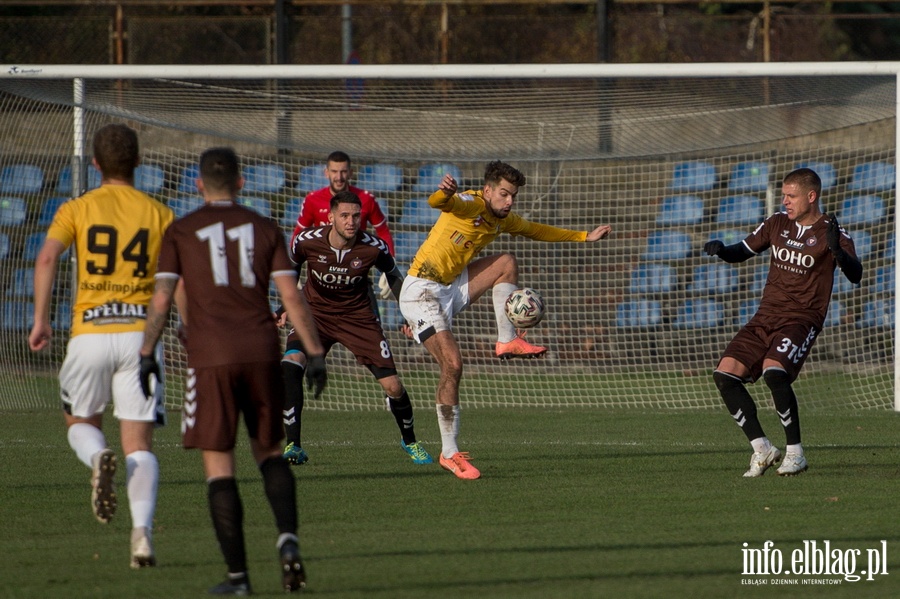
[505,287,545,329]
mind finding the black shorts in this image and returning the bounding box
[286,310,397,374]
[721,314,820,383]
[182,361,285,451]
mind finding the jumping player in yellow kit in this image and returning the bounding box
[399,160,612,479]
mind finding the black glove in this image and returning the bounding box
[704,240,724,257]
[139,354,161,398]
[305,355,327,399]
[826,213,842,253]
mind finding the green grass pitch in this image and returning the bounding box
[1,408,899,598]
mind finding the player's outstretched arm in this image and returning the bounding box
[826,213,863,285]
[704,239,754,263]
[585,225,612,242]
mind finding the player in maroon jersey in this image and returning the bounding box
[139,147,327,595]
[283,152,399,465]
[279,190,433,467]
[704,167,862,478]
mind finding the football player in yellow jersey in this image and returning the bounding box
[399,160,611,479]
[28,124,174,568]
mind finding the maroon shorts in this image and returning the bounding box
[721,314,820,383]
[181,361,285,451]
[287,310,396,373]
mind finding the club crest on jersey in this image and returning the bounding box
[351,258,362,269]
[806,237,817,246]
[472,216,485,227]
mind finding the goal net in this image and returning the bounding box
[0,63,895,412]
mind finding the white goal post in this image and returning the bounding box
[0,62,896,412]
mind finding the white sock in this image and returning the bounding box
[749,437,771,454]
[126,450,159,531]
[785,443,804,456]
[67,423,107,468]
[436,404,460,459]
[493,283,518,343]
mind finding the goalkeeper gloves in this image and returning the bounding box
[305,355,328,399]
[377,273,392,300]
[139,354,161,399]
[826,213,842,253]
[704,240,724,257]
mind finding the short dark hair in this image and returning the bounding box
[93,123,139,180]
[484,160,526,187]
[330,190,361,210]
[783,167,822,200]
[199,147,241,194]
[326,151,351,166]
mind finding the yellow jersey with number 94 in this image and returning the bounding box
[46,185,174,336]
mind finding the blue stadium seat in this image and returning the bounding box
[54,300,71,330]
[399,198,438,226]
[689,263,739,295]
[135,164,165,194]
[394,231,428,266]
[56,163,101,195]
[0,233,9,260]
[38,196,68,226]
[874,265,894,295]
[794,161,837,190]
[716,195,764,226]
[281,197,304,229]
[0,196,27,226]
[727,161,769,193]
[848,160,894,192]
[825,300,844,327]
[832,272,858,295]
[669,160,716,193]
[7,268,35,298]
[236,196,271,218]
[672,298,724,329]
[629,263,676,295]
[859,298,894,328]
[413,163,462,194]
[177,163,200,194]
[615,299,663,328]
[737,298,759,323]
[244,163,286,194]
[357,163,403,193]
[2,300,34,331]
[296,164,327,194]
[656,195,704,226]
[748,263,769,295]
[23,232,45,262]
[884,235,895,261]
[168,195,204,218]
[839,195,884,227]
[0,164,43,194]
[851,230,872,259]
[641,230,692,261]
[378,301,406,329]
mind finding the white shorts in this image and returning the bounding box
[398,271,470,343]
[59,332,165,423]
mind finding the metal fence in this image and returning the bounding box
[1,2,894,65]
